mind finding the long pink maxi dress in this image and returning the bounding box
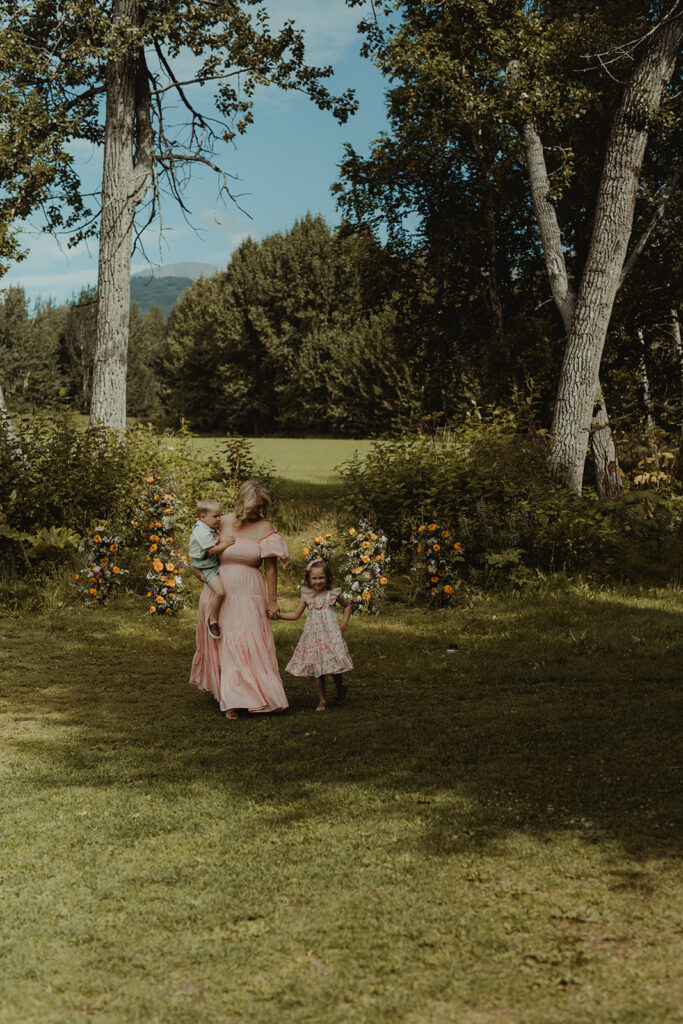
[189,523,290,714]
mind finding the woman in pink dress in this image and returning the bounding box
[189,480,290,719]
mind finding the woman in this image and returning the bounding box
[189,479,289,719]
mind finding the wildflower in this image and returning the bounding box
[428,523,436,531]
[315,536,323,544]
[370,533,377,541]
[431,576,439,583]
[417,545,423,553]
[302,547,310,557]
[362,591,371,600]
[433,544,441,552]
[441,530,450,538]
[362,556,370,564]
[153,558,164,572]
[165,563,175,571]
[150,606,157,614]
[89,587,97,595]
[74,574,80,581]
[149,543,158,552]
[444,585,454,595]
[156,596,165,605]
[146,476,154,483]
[454,542,462,550]
[112,566,120,574]
[348,528,356,535]
[325,533,332,539]
[380,577,387,585]
[418,525,425,533]
[362,541,370,549]
[93,534,101,543]
[375,555,382,562]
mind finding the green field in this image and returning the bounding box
[188,436,374,489]
[1,444,681,1024]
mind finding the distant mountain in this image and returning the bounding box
[131,261,218,281]
[130,275,194,318]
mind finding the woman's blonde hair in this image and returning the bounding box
[233,479,271,524]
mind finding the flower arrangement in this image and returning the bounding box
[75,528,127,606]
[341,519,389,614]
[412,522,465,605]
[301,532,336,566]
[139,472,188,616]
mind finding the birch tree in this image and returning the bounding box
[0,1,357,429]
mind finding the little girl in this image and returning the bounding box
[280,559,353,711]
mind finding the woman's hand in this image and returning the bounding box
[267,601,280,620]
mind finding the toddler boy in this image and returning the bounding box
[189,499,234,638]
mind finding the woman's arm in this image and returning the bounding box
[263,556,280,619]
[337,593,352,633]
[278,598,307,621]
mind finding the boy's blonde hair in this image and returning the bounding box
[197,498,221,517]
[233,479,271,524]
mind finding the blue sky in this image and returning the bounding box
[3,0,388,306]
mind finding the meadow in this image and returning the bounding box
[1,441,681,1024]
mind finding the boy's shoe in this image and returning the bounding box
[207,620,221,639]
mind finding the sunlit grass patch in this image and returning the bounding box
[1,582,681,1023]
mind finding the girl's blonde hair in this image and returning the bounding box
[233,479,272,524]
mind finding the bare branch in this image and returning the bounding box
[619,166,682,288]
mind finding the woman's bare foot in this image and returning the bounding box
[315,702,327,712]
[226,709,238,720]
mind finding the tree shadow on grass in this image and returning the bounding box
[3,592,681,861]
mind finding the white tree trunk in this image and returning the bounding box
[0,379,25,462]
[672,308,683,437]
[89,0,153,430]
[521,118,622,495]
[549,16,683,493]
[637,327,655,432]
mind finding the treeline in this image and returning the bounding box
[2,211,682,437]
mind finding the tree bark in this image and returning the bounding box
[672,307,683,437]
[0,379,25,462]
[549,15,683,493]
[520,118,623,495]
[637,327,656,432]
[89,0,153,429]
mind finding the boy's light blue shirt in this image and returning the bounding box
[189,519,217,561]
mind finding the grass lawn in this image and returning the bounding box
[1,554,681,1022]
[187,437,374,493]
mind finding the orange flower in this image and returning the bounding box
[112,566,120,574]
[165,562,175,571]
[417,545,423,553]
[444,585,454,595]
[362,591,371,600]
[74,574,80,581]
[156,596,165,604]
[165,607,172,614]
[433,544,441,552]
[146,476,154,483]
[149,606,157,614]
[428,523,437,531]
[101,556,109,563]
[93,534,101,543]
[315,536,323,544]
[153,495,159,501]
[348,528,356,535]
[438,570,445,577]
[325,533,332,539]
[149,535,159,543]
[380,577,387,585]
[431,576,439,583]
[109,544,116,551]
[146,556,151,562]
[167,579,176,588]
[89,587,97,595]
[362,555,370,563]
[418,525,425,533]
[375,555,383,561]
[362,541,370,549]
[441,530,450,538]
[302,548,310,557]
[146,591,152,598]
[358,534,365,541]
[149,543,158,552]
[454,542,462,550]
[153,558,164,572]
[370,533,377,541]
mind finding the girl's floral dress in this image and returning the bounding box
[285,587,354,678]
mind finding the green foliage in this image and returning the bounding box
[0,412,242,578]
[338,416,683,583]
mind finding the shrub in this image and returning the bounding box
[338,419,683,584]
[411,523,465,604]
[341,520,389,614]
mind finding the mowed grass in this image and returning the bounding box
[1,564,682,1023]
[187,436,374,493]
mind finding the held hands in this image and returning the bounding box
[267,601,280,620]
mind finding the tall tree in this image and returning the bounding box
[341,0,682,493]
[0,1,357,429]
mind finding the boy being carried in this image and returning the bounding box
[189,499,234,639]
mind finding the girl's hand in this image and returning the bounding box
[267,601,280,619]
